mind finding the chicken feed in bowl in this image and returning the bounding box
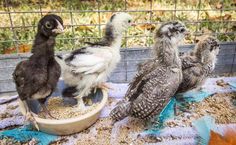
[25,80,105,120]
[38,97,100,119]
[18,82,108,135]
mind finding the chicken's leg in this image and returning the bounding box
[74,89,88,111]
[19,99,39,130]
[38,98,57,119]
[76,97,86,110]
[96,82,114,91]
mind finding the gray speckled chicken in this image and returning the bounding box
[110,21,188,122]
[177,36,220,93]
[56,13,133,110]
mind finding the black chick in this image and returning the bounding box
[12,14,64,124]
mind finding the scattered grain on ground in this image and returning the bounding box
[165,92,236,127]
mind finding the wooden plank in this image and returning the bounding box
[218,45,236,55]
[0,67,14,81]
[127,71,137,82]
[216,54,235,65]
[231,64,236,73]
[0,42,235,93]
[213,64,232,74]
[120,48,151,60]
[0,80,15,92]
[112,61,126,72]
[108,72,127,83]
[0,58,27,68]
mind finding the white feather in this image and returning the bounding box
[59,43,121,97]
[57,12,132,99]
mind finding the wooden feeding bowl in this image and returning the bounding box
[18,80,108,135]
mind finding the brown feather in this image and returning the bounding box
[177,36,219,93]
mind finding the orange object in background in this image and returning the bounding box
[4,44,31,54]
[209,130,236,145]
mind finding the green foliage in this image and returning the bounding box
[0,29,14,53]
[0,0,235,54]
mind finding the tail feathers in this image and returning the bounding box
[62,86,77,98]
[109,100,131,122]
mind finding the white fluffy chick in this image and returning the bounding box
[56,12,133,109]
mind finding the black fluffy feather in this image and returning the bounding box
[62,86,77,98]
[84,24,115,46]
[13,14,63,104]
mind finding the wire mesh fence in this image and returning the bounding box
[0,0,235,54]
[0,0,236,92]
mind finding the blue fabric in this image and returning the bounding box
[0,125,58,145]
[192,116,217,145]
[158,97,176,123]
[144,97,176,135]
[228,82,236,90]
[175,89,213,102]
[143,90,213,135]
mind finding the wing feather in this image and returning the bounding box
[13,60,48,100]
[69,54,110,74]
[124,59,157,102]
[129,67,178,119]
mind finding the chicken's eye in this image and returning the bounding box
[180,28,185,33]
[128,20,131,23]
[45,21,53,29]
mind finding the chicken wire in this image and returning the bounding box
[0,0,236,93]
[0,0,235,53]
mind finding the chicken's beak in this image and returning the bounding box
[184,30,190,36]
[52,20,64,34]
[131,23,136,27]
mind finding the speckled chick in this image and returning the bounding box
[177,36,220,93]
[110,21,188,121]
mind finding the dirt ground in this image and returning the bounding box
[54,92,236,145]
[164,92,236,128]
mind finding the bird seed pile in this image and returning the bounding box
[165,92,236,128]
[39,97,99,119]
